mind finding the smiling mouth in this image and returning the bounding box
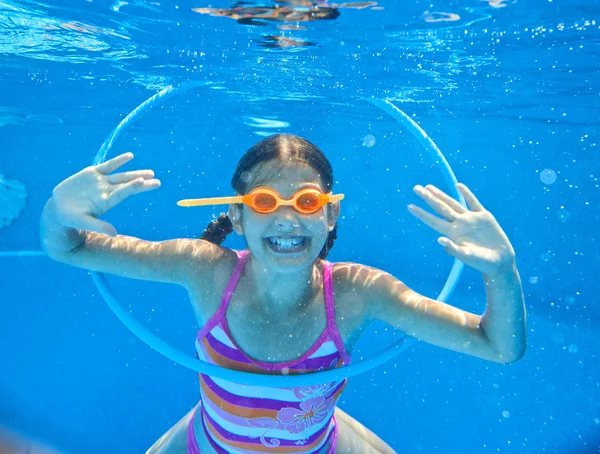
[265,236,309,253]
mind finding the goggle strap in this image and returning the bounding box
[177,195,243,207]
[328,194,345,203]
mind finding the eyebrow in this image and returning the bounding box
[295,182,322,189]
[248,182,324,193]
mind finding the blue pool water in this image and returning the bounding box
[0,0,598,452]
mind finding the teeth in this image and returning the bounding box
[268,237,306,250]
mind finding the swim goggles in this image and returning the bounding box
[177,186,344,214]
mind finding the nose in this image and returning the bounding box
[274,206,300,229]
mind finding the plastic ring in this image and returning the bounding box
[91,83,464,386]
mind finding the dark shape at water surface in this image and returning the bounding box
[191,1,378,25]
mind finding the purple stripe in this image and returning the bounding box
[287,352,340,371]
[187,409,201,454]
[205,331,253,364]
[201,405,334,448]
[201,374,288,410]
[205,330,342,372]
[201,415,231,454]
[201,375,347,411]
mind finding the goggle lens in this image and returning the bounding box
[297,192,321,212]
[252,193,277,212]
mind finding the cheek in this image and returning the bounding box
[306,215,329,236]
[242,211,270,234]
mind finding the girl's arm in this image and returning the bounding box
[345,261,526,364]
[344,183,526,364]
[40,153,226,289]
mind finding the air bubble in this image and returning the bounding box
[540,169,557,184]
[502,410,510,418]
[363,134,376,147]
[529,276,538,284]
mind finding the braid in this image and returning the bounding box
[200,213,233,245]
[318,224,338,259]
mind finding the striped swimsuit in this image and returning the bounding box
[188,250,351,453]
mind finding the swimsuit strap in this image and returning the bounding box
[323,261,351,364]
[221,249,250,310]
[197,250,249,340]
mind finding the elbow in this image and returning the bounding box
[496,344,527,364]
[40,236,62,262]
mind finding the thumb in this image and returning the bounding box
[79,215,117,237]
[437,237,462,258]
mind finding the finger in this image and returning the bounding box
[79,215,117,237]
[96,153,134,175]
[425,185,467,213]
[106,178,161,208]
[106,169,155,184]
[407,204,450,235]
[457,183,485,212]
[413,185,458,221]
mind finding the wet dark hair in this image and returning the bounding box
[200,134,338,259]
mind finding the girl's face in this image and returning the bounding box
[229,160,339,274]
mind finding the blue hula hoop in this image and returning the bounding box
[91,83,465,386]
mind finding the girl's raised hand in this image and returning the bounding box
[51,153,160,236]
[408,183,516,277]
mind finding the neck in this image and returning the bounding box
[246,255,323,315]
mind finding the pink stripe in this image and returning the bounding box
[323,261,351,365]
[187,408,201,454]
[197,250,248,340]
[327,416,338,454]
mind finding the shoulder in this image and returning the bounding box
[180,242,240,293]
[180,240,238,267]
[185,245,243,322]
[325,261,411,349]
[329,261,413,313]
[330,261,403,293]
[328,261,402,318]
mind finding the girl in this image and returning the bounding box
[41,134,526,453]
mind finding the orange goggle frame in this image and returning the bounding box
[177,186,344,214]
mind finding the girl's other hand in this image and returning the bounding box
[408,183,516,277]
